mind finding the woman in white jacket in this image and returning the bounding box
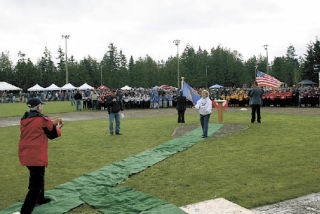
[194,90,212,138]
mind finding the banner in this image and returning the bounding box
[181,80,200,104]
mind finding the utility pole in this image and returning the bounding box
[263,44,269,74]
[173,40,180,88]
[314,64,320,87]
[62,35,70,84]
[100,64,103,86]
[206,65,208,88]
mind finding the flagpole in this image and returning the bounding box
[181,77,184,89]
[254,65,258,81]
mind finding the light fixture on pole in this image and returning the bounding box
[173,39,180,88]
[62,35,70,84]
[263,44,269,74]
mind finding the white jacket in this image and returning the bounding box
[195,97,212,115]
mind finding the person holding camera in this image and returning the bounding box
[18,98,63,214]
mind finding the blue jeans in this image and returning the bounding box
[200,114,211,137]
[109,112,120,134]
[76,100,82,111]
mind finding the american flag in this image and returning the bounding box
[256,70,281,89]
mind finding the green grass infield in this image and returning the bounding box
[0,111,319,213]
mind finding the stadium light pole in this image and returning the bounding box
[62,35,70,84]
[173,39,180,88]
[263,44,269,74]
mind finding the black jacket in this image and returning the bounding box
[107,97,123,114]
[74,92,82,100]
[176,95,187,111]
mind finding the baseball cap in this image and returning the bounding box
[27,98,45,108]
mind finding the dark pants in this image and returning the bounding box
[177,110,185,123]
[251,104,261,123]
[21,166,45,214]
[200,114,211,137]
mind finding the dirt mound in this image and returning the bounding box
[172,124,248,139]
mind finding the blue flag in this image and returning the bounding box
[181,80,200,105]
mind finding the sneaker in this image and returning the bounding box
[12,212,21,214]
[110,133,113,136]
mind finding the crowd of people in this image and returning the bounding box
[210,86,320,107]
[1,85,320,108]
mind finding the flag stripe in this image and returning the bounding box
[256,70,281,89]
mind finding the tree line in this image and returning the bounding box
[0,39,320,91]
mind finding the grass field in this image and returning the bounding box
[0,109,319,213]
[0,101,77,118]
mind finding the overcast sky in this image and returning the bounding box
[1,0,319,64]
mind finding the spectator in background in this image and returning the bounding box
[74,90,82,111]
[90,90,98,110]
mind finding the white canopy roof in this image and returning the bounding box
[121,85,132,90]
[61,83,77,90]
[0,81,22,91]
[78,83,94,90]
[44,83,61,91]
[27,84,45,92]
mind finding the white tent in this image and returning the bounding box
[0,81,22,91]
[44,84,61,91]
[27,84,45,92]
[121,85,132,90]
[61,83,77,90]
[78,83,94,90]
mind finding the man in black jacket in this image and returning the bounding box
[107,93,124,135]
[74,91,82,111]
[176,91,187,123]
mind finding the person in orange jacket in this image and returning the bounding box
[18,98,62,214]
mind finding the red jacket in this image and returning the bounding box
[19,111,61,167]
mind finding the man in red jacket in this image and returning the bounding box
[18,98,62,214]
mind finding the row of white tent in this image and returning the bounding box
[1,81,134,91]
[27,83,94,91]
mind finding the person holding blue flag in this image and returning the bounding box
[194,90,212,138]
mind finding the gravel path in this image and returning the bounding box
[0,107,319,128]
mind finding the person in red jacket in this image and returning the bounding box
[18,98,62,214]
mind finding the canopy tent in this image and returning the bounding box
[121,85,132,90]
[160,85,173,90]
[0,81,22,91]
[61,83,77,91]
[97,85,110,90]
[297,80,317,86]
[78,83,94,90]
[209,84,224,89]
[44,84,61,91]
[27,84,45,92]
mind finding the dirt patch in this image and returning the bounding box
[172,123,248,139]
[172,124,200,138]
[0,107,319,128]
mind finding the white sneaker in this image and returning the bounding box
[12,212,21,214]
